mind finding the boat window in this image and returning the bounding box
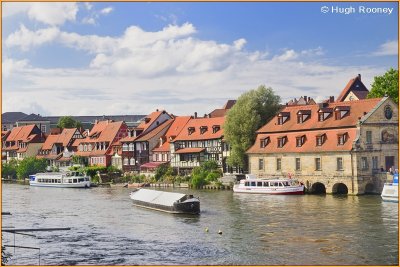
[68,179,72,183]
[263,182,269,187]
[251,181,256,187]
[73,179,77,183]
[66,173,70,176]
[85,178,89,181]
[257,182,262,187]
[245,182,249,186]
[283,181,289,186]
[79,178,84,182]
[273,182,279,187]
[38,179,42,182]
[278,182,283,187]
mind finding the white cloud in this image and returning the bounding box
[2,22,388,116]
[5,25,60,51]
[373,40,398,56]
[2,2,30,18]
[100,7,113,14]
[27,3,78,26]
[84,2,93,10]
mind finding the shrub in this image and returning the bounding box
[2,160,18,179]
[16,157,47,179]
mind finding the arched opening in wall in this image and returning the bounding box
[310,182,326,194]
[332,183,348,195]
[364,183,375,194]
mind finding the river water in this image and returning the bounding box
[2,184,398,265]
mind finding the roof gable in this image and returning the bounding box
[336,74,369,102]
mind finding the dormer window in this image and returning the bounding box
[337,132,348,145]
[296,135,306,147]
[144,117,151,123]
[260,137,270,148]
[318,108,333,121]
[188,127,195,135]
[277,112,290,125]
[200,126,208,135]
[316,133,326,146]
[297,110,311,124]
[277,136,287,148]
[334,106,350,120]
[212,125,220,134]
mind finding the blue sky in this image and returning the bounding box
[2,2,398,116]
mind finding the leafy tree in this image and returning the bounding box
[224,85,281,169]
[190,160,222,188]
[1,159,18,179]
[57,116,83,129]
[72,155,88,166]
[367,68,399,103]
[16,157,47,179]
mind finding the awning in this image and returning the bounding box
[175,147,205,154]
[140,162,168,169]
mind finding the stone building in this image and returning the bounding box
[247,76,398,195]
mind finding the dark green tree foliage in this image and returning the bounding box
[190,160,222,188]
[57,116,83,129]
[367,68,399,104]
[224,85,281,168]
[16,157,47,179]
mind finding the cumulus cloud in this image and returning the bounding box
[373,40,398,56]
[27,3,78,26]
[100,7,113,14]
[3,22,387,116]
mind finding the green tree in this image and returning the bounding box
[367,68,399,104]
[1,159,18,179]
[224,85,281,169]
[57,116,83,129]
[16,157,47,179]
[190,160,222,188]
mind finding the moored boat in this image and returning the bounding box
[233,174,304,194]
[29,171,91,188]
[381,171,398,202]
[129,188,200,214]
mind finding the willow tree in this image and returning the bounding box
[224,85,281,170]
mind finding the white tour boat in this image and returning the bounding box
[381,171,398,202]
[29,171,91,188]
[233,174,304,195]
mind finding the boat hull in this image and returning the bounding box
[29,181,91,188]
[381,184,398,203]
[131,199,200,214]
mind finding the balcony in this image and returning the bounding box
[171,161,200,168]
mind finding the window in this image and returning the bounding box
[260,137,270,148]
[41,125,47,133]
[79,144,83,151]
[122,144,128,151]
[372,156,378,170]
[296,135,305,147]
[318,113,324,122]
[316,134,326,146]
[297,110,310,124]
[277,112,290,125]
[123,158,129,165]
[295,158,301,171]
[212,125,220,133]
[129,143,134,151]
[337,157,343,171]
[258,158,264,170]
[334,106,350,120]
[366,131,372,144]
[278,137,287,148]
[130,158,135,165]
[188,127,195,135]
[361,157,369,170]
[200,126,208,134]
[337,133,347,145]
[276,158,281,171]
[315,158,321,171]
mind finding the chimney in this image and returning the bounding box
[329,96,335,103]
[194,112,197,119]
[156,109,159,112]
[204,114,208,118]
[357,74,361,80]
[304,96,308,102]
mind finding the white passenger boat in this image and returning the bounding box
[29,171,91,188]
[233,174,304,195]
[381,172,398,202]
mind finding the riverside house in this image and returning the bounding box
[73,120,128,167]
[36,128,84,169]
[170,116,227,173]
[246,75,398,195]
[120,110,173,172]
[2,124,45,162]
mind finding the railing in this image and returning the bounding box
[171,161,201,168]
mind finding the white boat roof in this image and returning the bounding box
[130,189,187,206]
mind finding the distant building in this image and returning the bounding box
[2,125,45,162]
[2,112,27,131]
[208,100,236,118]
[16,113,51,134]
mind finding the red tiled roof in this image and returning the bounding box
[209,109,228,118]
[136,110,168,132]
[135,120,173,142]
[152,116,191,152]
[247,128,357,154]
[42,135,59,150]
[257,98,382,134]
[41,128,78,150]
[175,147,205,154]
[6,125,36,142]
[152,142,170,152]
[336,75,369,102]
[88,121,124,143]
[174,117,225,141]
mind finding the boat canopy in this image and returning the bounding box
[130,189,187,206]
